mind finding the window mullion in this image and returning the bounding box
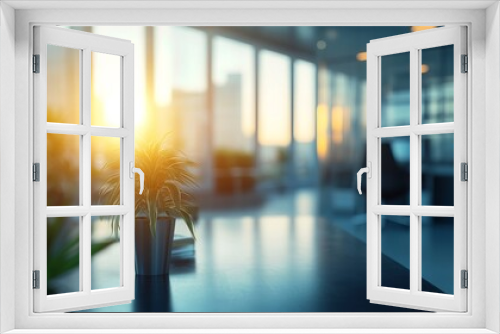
[82,47,92,294]
[409,47,420,294]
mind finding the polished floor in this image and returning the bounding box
[81,188,444,313]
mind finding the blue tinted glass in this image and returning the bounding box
[421,45,454,124]
[421,216,454,294]
[381,136,410,205]
[381,215,410,290]
[421,133,454,206]
[381,52,410,127]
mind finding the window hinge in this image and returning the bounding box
[33,54,40,73]
[461,162,468,181]
[33,163,40,182]
[461,270,468,289]
[461,54,468,73]
[33,270,40,289]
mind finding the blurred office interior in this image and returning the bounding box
[46,26,454,312]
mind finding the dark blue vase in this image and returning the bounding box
[135,217,176,275]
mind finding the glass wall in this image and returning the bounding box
[293,60,317,184]
[213,37,256,194]
[258,50,292,186]
[153,27,209,187]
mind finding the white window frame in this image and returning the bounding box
[33,25,136,313]
[366,26,468,312]
[0,2,498,333]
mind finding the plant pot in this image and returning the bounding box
[135,217,176,275]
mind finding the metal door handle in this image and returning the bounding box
[357,162,371,195]
[129,161,145,195]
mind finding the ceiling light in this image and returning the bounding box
[411,26,437,32]
[356,51,367,62]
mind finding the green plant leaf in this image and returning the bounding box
[148,193,158,237]
[180,209,196,240]
[164,180,182,208]
[98,135,199,238]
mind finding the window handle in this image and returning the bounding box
[357,162,371,195]
[129,161,145,195]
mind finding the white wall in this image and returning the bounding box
[485,2,500,333]
[0,2,16,333]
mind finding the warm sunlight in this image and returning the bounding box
[258,50,291,147]
[294,60,316,143]
[411,26,437,32]
[92,26,148,133]
[332,106,344,144]
[91,52,121,127]
[316,103,328,160]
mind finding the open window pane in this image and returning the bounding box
[421,216,454,294]
[91,52,121,128]
[91,136,121,205]
[421,45,454,124]
[381,136,410,205]
[421,133,454,206]
[36,25,135,314]
[47,134,80,206]
[381,52,410,127]
[367,26,466,312]
[381,215,410,290]
[91,216,121,290]
[47,45,80,124]
[47,216,80,295]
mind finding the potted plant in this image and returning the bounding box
[99,136,198,275]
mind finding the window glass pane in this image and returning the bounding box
[381,136,410,205]
[47,134,80,206]
[47,45,80,124]
[91,52,121,127]
[421,216,454,294]
[47,217,80,295]
[91,136,121,205]
[421,45,454,124]
[381,52,410,127]
[381,215,409,290]
[92,216,121,290]
[421,133,454,206]
[88,27,147,132]
[294,60,317,181]
[213,37,256,195]
[258,50,291,182]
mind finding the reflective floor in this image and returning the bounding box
[81,188,444,313]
